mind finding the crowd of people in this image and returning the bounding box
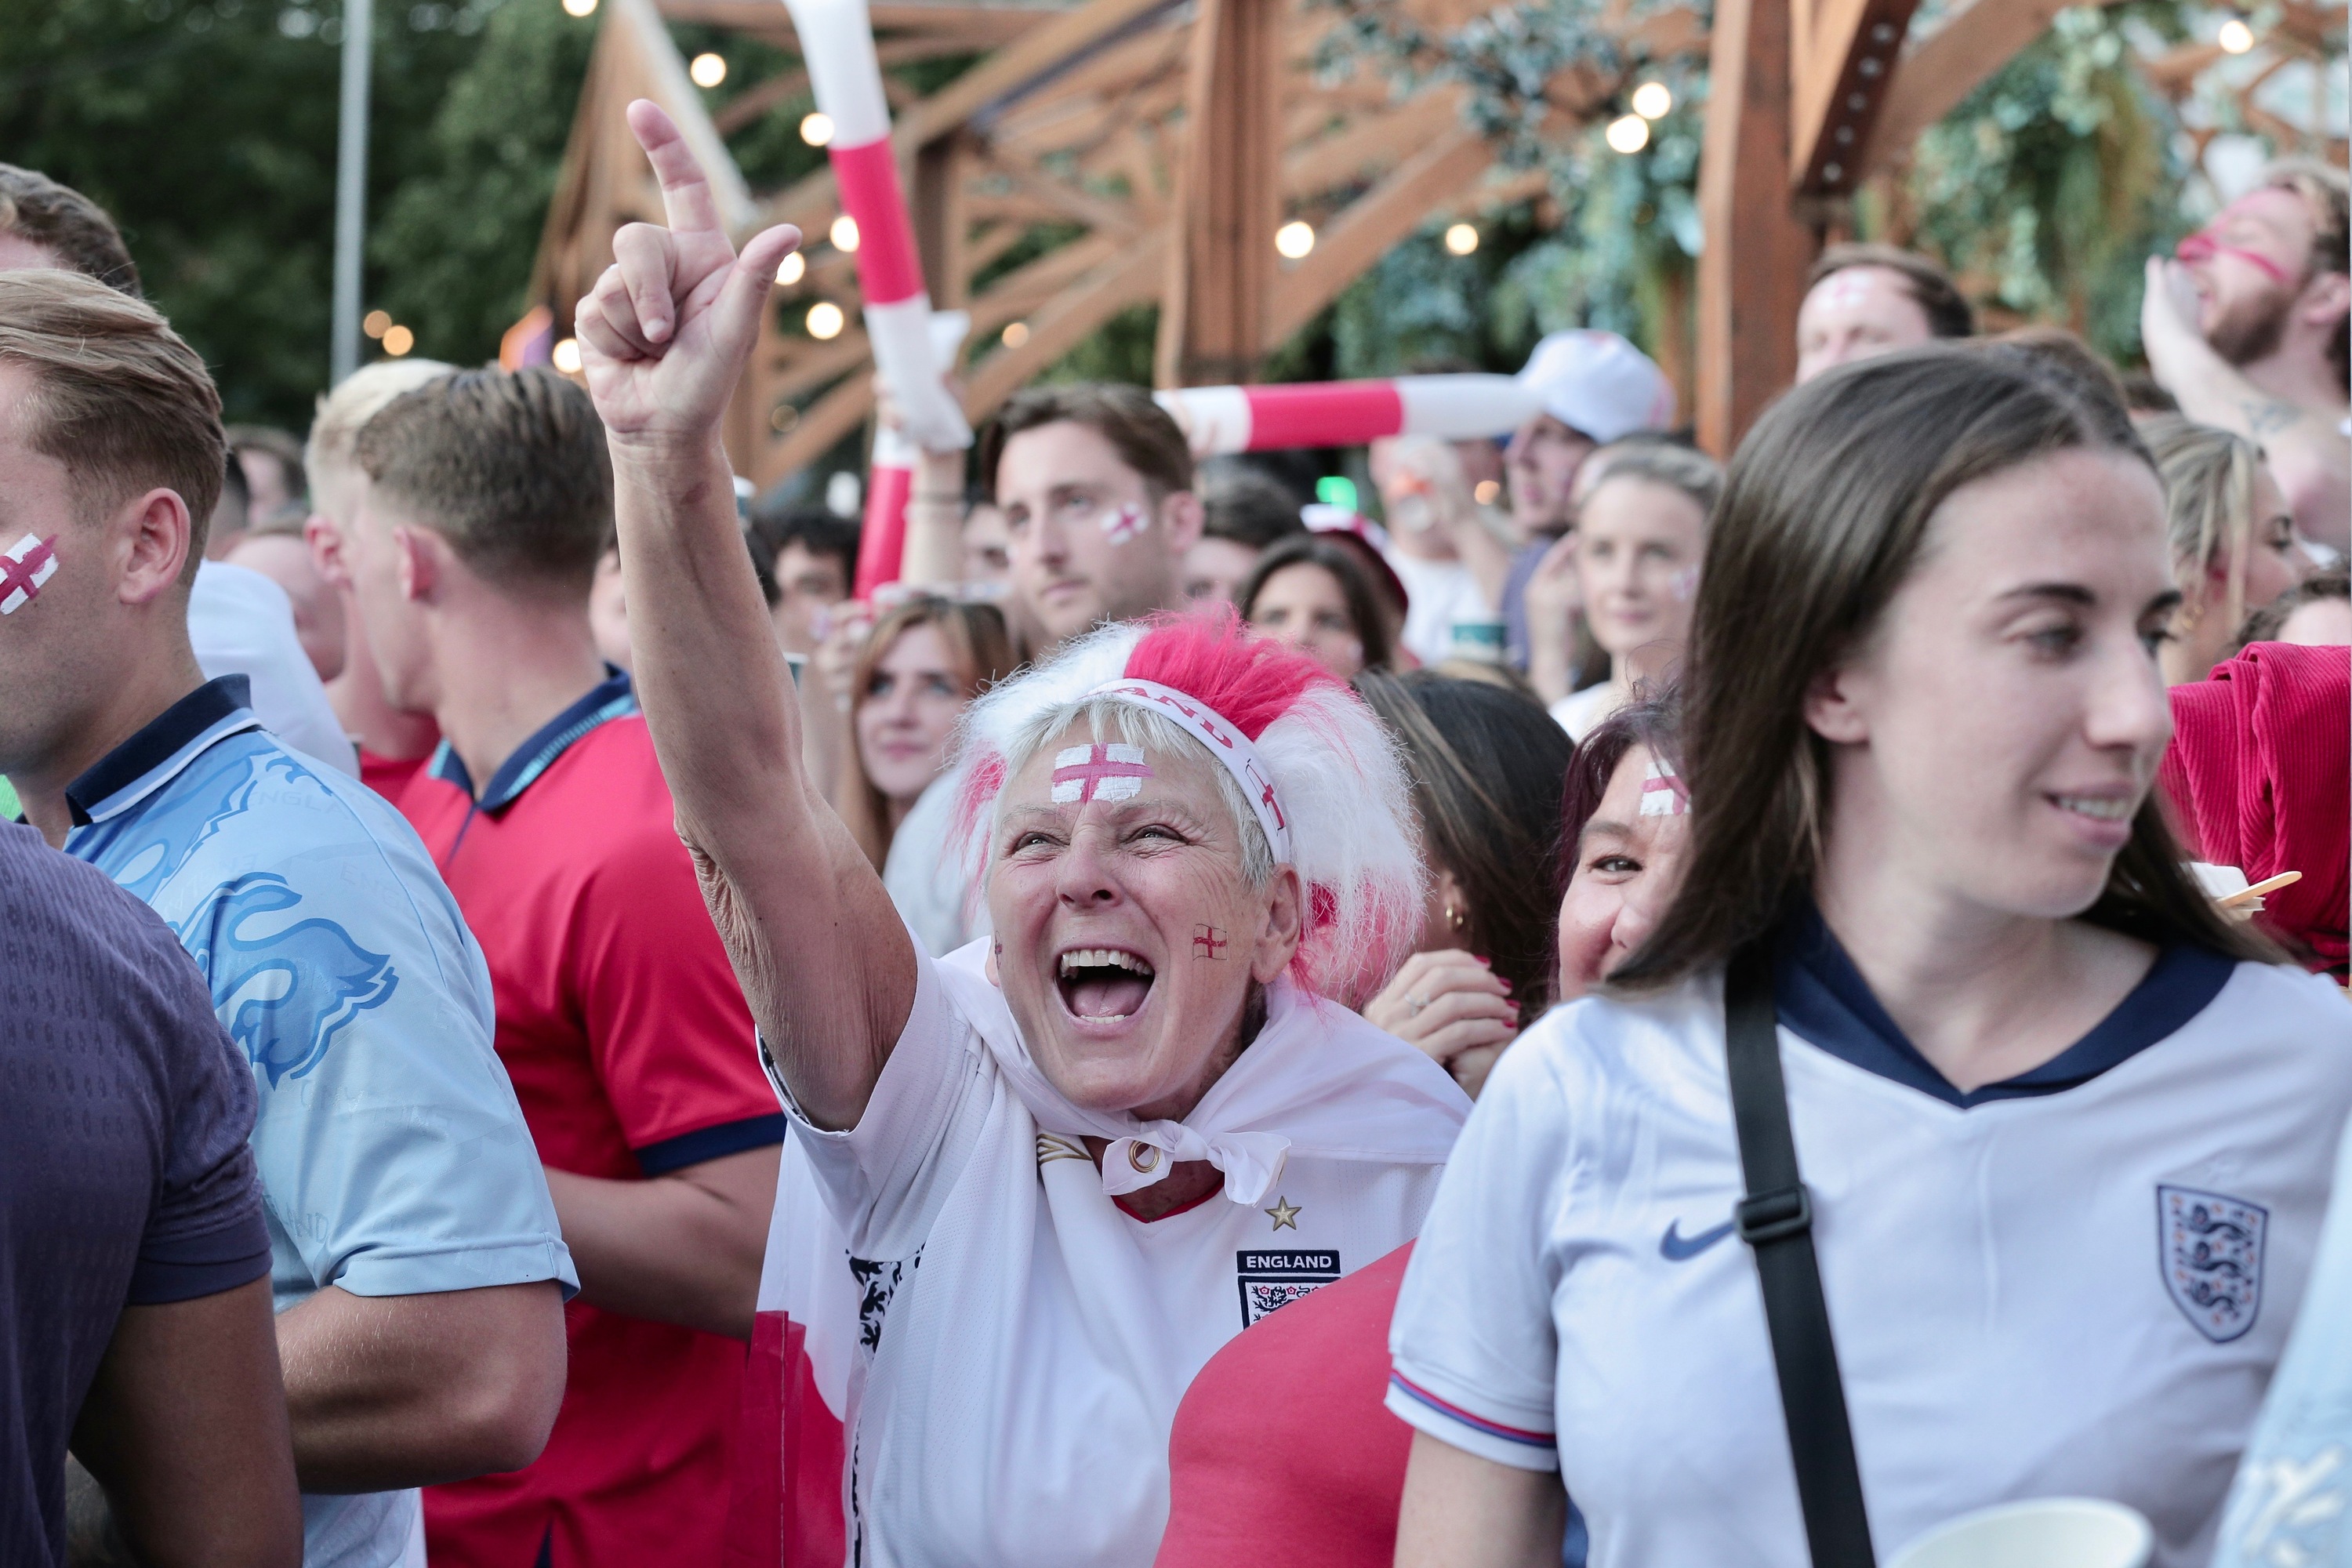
[0,94,2346,1568]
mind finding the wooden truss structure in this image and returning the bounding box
[1697,0,2345,448]
[532,0,2343,477]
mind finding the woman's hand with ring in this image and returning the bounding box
[1364,949,1520,1085]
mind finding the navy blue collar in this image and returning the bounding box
[64,675,254,827]
[428,666,637,814]
[1772,900,2235,1109]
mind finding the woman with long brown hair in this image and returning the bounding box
[1353,671,1573,1096]
[832,595,1017,953]
[1387,346,2352,1568]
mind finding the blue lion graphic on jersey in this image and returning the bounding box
[174,872,399,1086]
[107,749,314,902]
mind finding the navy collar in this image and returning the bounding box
[428,666,637,814]
[1772,900,2235,1109]
[64,675,256,828]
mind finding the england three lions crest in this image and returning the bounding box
[2160,1185,2268,1343]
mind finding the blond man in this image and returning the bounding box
[0,270,574,1568]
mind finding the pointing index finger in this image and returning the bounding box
[627,98,725,239]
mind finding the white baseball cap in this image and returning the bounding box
[1515,329,1677,444]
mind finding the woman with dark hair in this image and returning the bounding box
[1239,533,1395,679]
[1388,346,2352,1568]
[1550,687,1689,1004]
[1352,672,1573,1095]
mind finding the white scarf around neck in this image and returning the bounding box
[935,938,1462,1206]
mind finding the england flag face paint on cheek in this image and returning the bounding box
[1101,504,1148,546]
[0,534,59,615]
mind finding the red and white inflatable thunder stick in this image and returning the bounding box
[783,0,970,597]
[1152,375,1542,457]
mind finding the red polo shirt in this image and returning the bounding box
[404,670,783,1568]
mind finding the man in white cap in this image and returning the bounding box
[1497,330,1675,669]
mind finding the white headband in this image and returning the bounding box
[1084,678,1294,864]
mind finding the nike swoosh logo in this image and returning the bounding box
[1659,1217,1737,1261]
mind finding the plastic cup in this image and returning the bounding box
[1888,1497,2153,1568]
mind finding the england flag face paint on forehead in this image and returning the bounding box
[1050,742,1153,804]
[0,534,59,615]
[1639,755,1689,816]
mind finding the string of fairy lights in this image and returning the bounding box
[520,0,2278,404]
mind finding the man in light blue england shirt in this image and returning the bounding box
[0,269,574,1566]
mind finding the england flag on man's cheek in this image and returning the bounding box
[0,533,58,615]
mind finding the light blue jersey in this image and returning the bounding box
[63,677,576,1568]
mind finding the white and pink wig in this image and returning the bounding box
[953,615,1424,1002]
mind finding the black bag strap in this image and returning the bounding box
[1724,938,1877,1568]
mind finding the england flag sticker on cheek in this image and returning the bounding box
[0,533,59,615]
[1051,742,1152,804]
[1100,504,1147,546]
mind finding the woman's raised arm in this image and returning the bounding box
[577,99,917,1131]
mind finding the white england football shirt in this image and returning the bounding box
[1388,913,2352,1568]
[778,941,1468,1566]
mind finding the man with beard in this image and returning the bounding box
[2143,162,2350,555]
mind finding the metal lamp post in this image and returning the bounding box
[329,0,372,386]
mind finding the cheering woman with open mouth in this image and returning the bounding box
[570,102,1469,1566]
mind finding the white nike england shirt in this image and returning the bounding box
[1388,923,2352,1568]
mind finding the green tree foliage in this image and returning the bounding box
[1900,4,2189,359]
[1312,0,2201,377]
[370,0,595,368]
[0,0,549,425]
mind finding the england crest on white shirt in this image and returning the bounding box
[2161,1185,2267,1342]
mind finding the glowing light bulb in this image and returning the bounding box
[1443,223,1479,256]
[551,337,583,373]
[689,53,728,88]
[561,0,597,16]
[1632,82,1673,119]
[362,308,392,339]
[830,215,859,252]
[800,112,834,147]
[775,252,807,285]
[806,301,846,339]
[1275,220,1316,260]
[1001,321,1030,348]
[382,325,416,357]
[1606,114,1650,154]
[2217,18,2254,51]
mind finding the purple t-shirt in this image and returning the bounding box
[0,820,271,1567]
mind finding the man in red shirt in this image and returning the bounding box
[339,365,783,1567]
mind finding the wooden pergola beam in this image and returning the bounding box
[657,0,1069,46]
[895,0,1186,143]
[1694,0,1817,453]
[1264,122,1493,347]
[1789,0,1922,194]
[1156,0,1284,383]
[1281,89,1464,199]
[1860,0,2079,178]
[964,227,1169,407]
